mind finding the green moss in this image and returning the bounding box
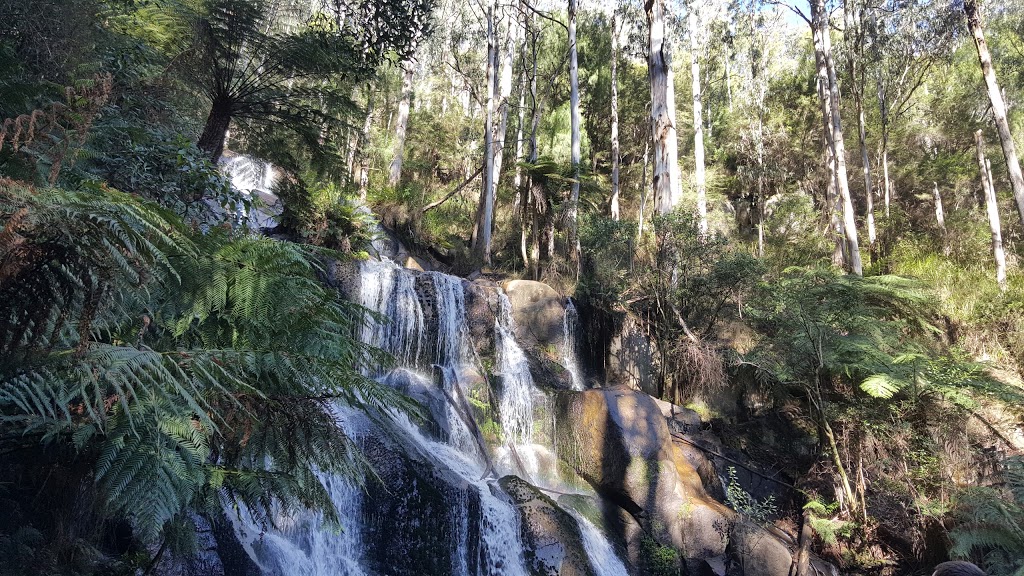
[638,532,680,576]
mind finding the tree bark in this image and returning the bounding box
[646,0,682,215]
[688,3,708,234]
[812,28,846,268]
[609,11,621,221]
[352,93,375,197]
[472,8,497,266]
[976,130,1007,289]
[811,0,862,275]
[964,0,1024,229]
[933,181,946,233]
[388,67,415,187]
[198,98,232,163]
[568,0,582,262]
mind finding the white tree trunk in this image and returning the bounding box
[388,66,414,187]
[646,0,682,215]
[965,0,1024,229]
[976,130,1007,289]
[688,3,707,234]
[812,0,862,275]
[933,182,946,232]
[610,10,621,221]
[472,8,497,265]
[812,22,846,267]
[491,16,515,216]
[568,0,582,261]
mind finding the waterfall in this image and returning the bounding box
[228,409,370,576]
[573,512,630,576]
[230,260,631,576]
[221,154,279,228]
[358,259,424,372]
[389,412,531,576]
[562,299,586,391]
[428,271,471,367]
[496,292,535,444]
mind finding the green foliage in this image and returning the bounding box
[275,177,375,251]
[0,180,408,571]
[803,499,855,546]
[950,457,1024,576]
[724,467,777,524]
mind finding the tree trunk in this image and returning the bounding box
[847,0,875,247]
[388,67,415,187]
[568,0,582,262]
[976,130,1007,289]
[689,3,708,233]
[490,17,515,226]
[639,135,650,238]
[965,0,1024,229]
[858,96,876,246]
[355,95,375,201]
[646,0,682,215]
[933,182,946,233]
[792,506,814,576]
[812,34,846,268]
[197,98,232,163]
[812,0,862,275]
[472,8,497,266]
[609,11,621,221]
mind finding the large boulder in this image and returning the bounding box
[606,314,660,396]
[502,280,566,348]
[553,387,733,562]
[728,521,794,576]
[499,476,596,576]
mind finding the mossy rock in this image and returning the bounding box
[498,476,596,576]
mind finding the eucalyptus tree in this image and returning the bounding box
[975,130,1007,289]
[568,0,582,261]
[646,0,682,214]
[809,0,861,275]
[963,0,1024,229]
[869,0,956,219]
[609,5,622,220]
[183,0,433,163]
[687,0,708,233]
[388,65,416,186]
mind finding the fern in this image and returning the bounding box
[950,458,1024,576]
[0,181,415,548]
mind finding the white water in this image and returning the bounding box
[221,155,280,228]
[573,512,630,576]
[390,411,531,576]
[228,410,369,576]
[232,260,628,575]
[562,299,586,391]
[358,259,424,371]
[428,272,471,367]
[496,293,535,445]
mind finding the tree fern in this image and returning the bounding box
[1,180,417,553]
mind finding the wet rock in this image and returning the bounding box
[465,279,502,357]
[554,388,733,562]
[727,521,794,576]
[498,476,595,576]
[361,436,483,576]
[502,280,566,348]
[606,314,660,396]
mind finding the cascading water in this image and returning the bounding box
[562,299,586,391]
[221,155,280,228]
[572,512,630,576]
[495,292,535,445]
[358,259,424,371]
[229,409,369,576]
[231,258,629,575]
